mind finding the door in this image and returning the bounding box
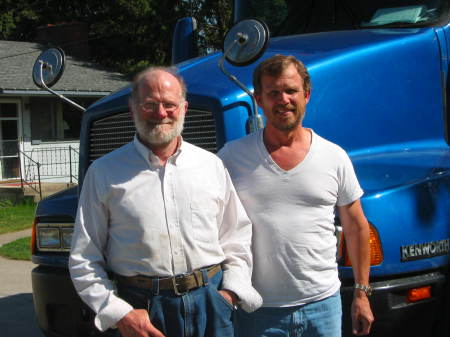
[0,101,21,180]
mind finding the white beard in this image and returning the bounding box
[134,112,185,146]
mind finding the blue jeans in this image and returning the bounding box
[116,270,235,337]
[235,292,342,337]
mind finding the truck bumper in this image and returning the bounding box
[32,266,448,337]
[341,271,448,337]
[31,265,114,337]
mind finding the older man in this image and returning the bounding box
[219,55,374,337]
[69,67,261,337]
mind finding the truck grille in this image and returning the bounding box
[89,109,217,162]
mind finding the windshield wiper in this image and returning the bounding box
[363,20,428,28]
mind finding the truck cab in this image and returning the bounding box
[31,1,450,336]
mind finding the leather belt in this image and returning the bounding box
[115,264,221,295]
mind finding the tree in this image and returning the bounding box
[1,0,232,75]
[184,0,232,54]
[0,0,40,40]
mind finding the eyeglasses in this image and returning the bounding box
[139,101,181,113]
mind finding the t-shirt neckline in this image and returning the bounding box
[257,128,316,175]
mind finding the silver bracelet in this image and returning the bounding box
[354,283,373,296]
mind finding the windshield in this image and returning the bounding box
[236,0,449,37]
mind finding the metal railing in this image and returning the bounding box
[19,146,79,200]
[19,150,42,200]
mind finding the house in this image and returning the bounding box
[0,39,129,186]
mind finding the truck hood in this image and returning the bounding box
[350,141,450,195]
[178,28,438,97]
[179,27,444,151]
[351,143,450,278]
[35,186,78,219]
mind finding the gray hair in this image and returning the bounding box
[130,66,187,103]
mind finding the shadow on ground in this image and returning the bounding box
[0,293,44,337]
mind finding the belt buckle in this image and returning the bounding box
[172,273,189,296]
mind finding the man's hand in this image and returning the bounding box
[218,289,238,308]
[351,291,374,335]
[117,309,166,337]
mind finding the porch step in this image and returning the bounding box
[0,186,28,204]
[23,183,76,201]
[0,181,76,203]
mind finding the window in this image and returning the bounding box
[243,0,447,36]
[0,103,18,118]
[30,97,96,142]
[0,101,20,179]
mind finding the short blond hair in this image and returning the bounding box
[253,54,311,96]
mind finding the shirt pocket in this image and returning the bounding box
[190,189,221,243]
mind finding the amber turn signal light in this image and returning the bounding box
[342,223,383,266]
[407,286,431,302]
[30,217,38,255]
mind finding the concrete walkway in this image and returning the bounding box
[0,228,32,247]
[0,228,44,337]
[0,227,34,296]
[0,227,35,297]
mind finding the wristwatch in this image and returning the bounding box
[354,283,373,296]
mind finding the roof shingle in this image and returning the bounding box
[0,40,129,93]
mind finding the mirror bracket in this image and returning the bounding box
[32,48,86,113]
[220,19,269,132]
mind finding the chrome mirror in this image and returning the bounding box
[32,48,86,112]
[223,18,269,67]
[32,48,66,88]
[220,19,269,132]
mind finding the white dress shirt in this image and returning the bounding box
[69,136,262,331]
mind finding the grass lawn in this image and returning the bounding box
[0,236,31,260]
[0,199,36,235]
[0,199,36,260]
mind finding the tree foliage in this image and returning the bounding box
[0,0,40,40]
[0,0,232,75]
[187,0,233,53]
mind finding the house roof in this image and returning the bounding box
[0,40,130,96]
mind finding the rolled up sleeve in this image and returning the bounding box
[69,166,133,331]
[218,167,262,312]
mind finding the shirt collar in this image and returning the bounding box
[133,134,184,167]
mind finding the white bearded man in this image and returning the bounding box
[69,66,262,337]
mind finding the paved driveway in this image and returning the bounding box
[0,229,44,337]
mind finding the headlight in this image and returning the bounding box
[61,228,74,249]
[38,228,60,248]
[36,223,74,252]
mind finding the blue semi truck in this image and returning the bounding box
[31,0,450,336]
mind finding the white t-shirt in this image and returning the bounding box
[218,128,363,307]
